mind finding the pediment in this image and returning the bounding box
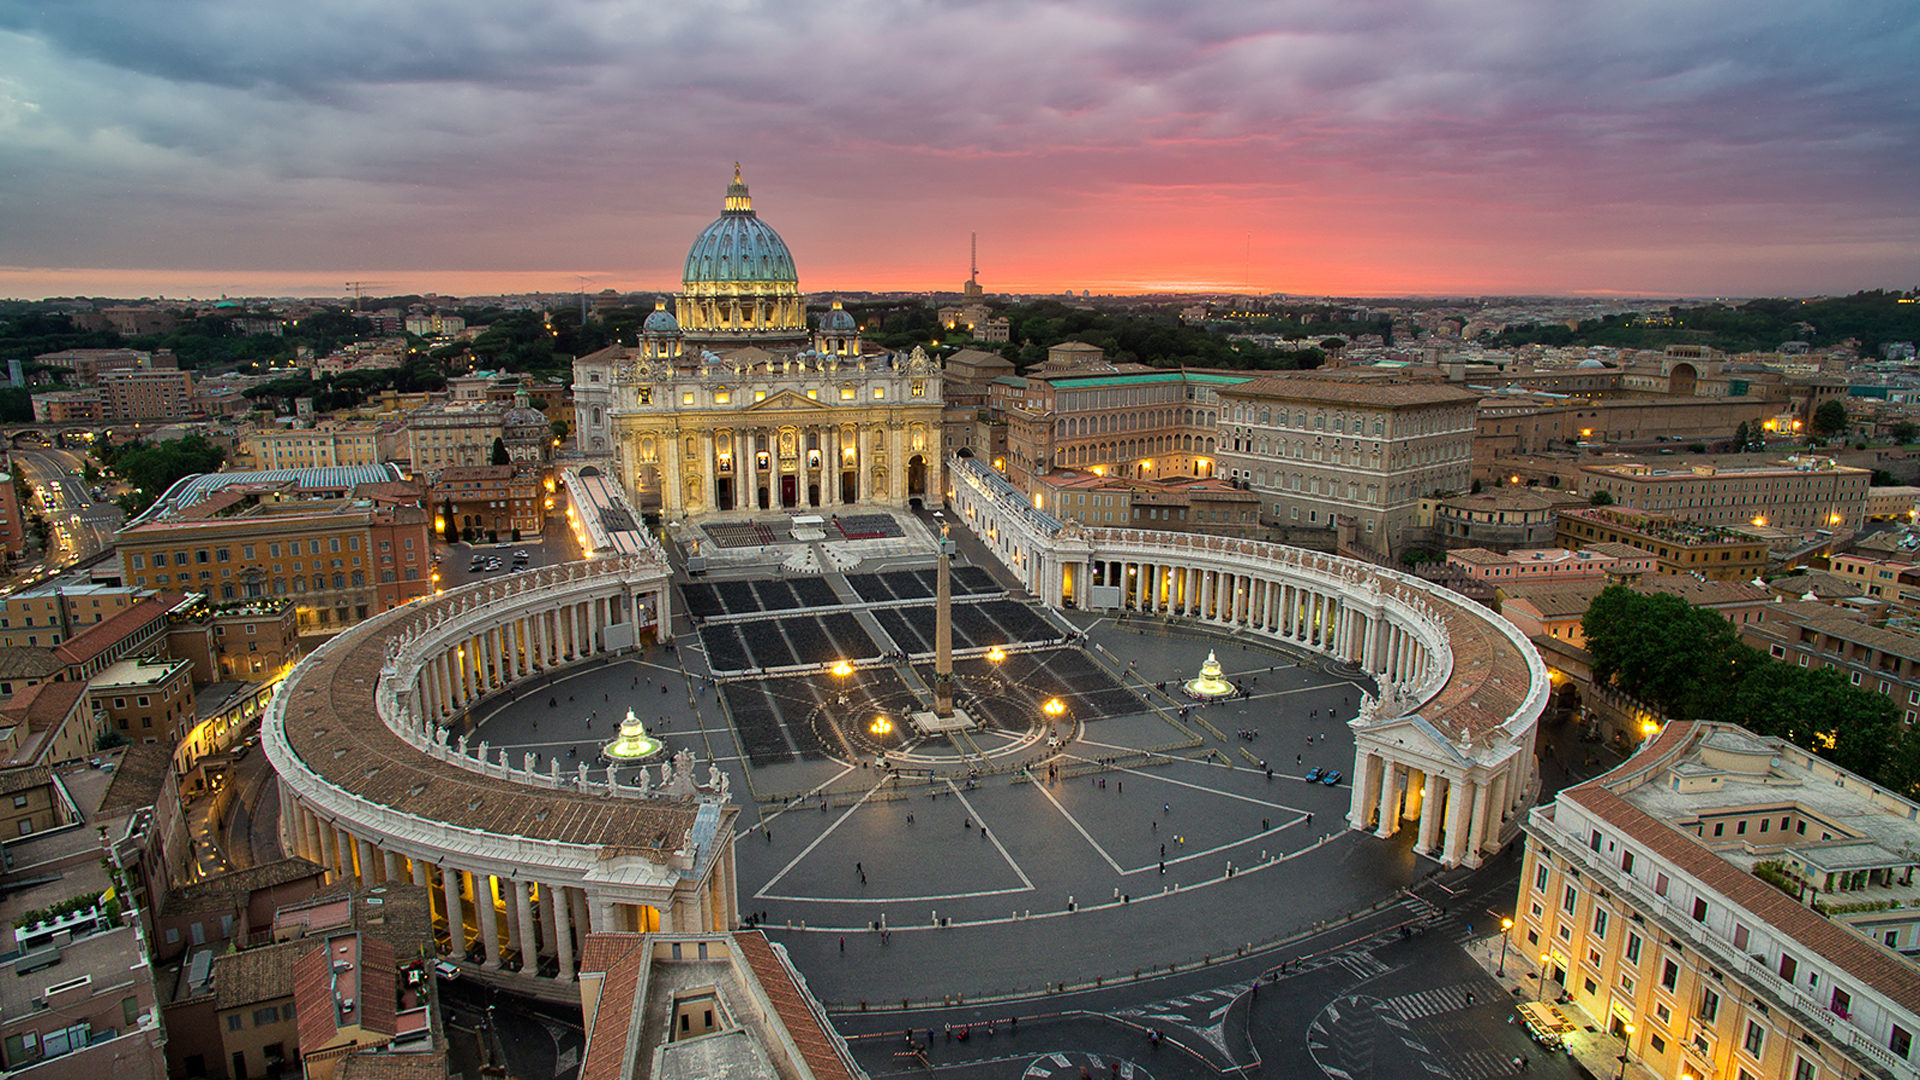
[1353,712,1477,768]
[747,390,832,411]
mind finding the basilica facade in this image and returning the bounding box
[574,167,945,518]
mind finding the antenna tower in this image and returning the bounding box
[970,232,978,285]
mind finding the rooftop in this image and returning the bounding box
[88,655,190,690]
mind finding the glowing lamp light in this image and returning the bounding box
[1640,719,1660,735]
[987,647,1006,663]
[1042,698,1066,717]
[1752,515,1767,527]
[831,661,854,678]
[869,716,893,736]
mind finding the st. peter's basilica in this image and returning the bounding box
[573,167,945,518]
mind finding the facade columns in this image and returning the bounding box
[1465,779,1492,861]
[1445,777,1475,865]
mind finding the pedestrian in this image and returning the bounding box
[840,936,845,952]
[906,813,914,825]
[964,817,971,829]
[1163,802,1171,814]
[1159,860,1165,874]
[765,830,772,843]
[1465,990,1474,1005]
[1160,842,1165,857]
[1296,754,1302,765]
[1118,781,1123,793]
[856,861,863,874]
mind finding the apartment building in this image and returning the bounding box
[0,579,152,648]
[115,469,432,632]
[1447,545,1656,585]
[1557,507,1771,580]
[243,422,384,470]
[29,389,103,423]
[1741,602,1920,723]
[1216,375,1480,552]
[1580,455,1871,531]
[87,657,195,745]
[428,464,545,538]
[1517,721,1920,1080]
[99,368,194,422]
[405,402,504,473]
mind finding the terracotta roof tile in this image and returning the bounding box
[334,1051,451,1080]
[1565,722,1920,1017]
[734,931,858,1080]
[293,942,339,1050]
[359,937,398,1036]
[52,597,169,665]
[579,938,645,1080]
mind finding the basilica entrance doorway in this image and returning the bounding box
[781,475,797,508]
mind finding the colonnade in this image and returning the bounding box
[947,455,1548,871]
[1082,558,1432,686]
[414,591,631,719]
[1349,752,1525,867]
[268,554,739,990]
[277,795,736,981]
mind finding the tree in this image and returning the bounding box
[1732,420,1750,452]
[1582,587,1740,721]
[1470,478,1482,494]
[551,418,570,441]
[1893,420,1918,445]
[1589,490,1614,506]
[1813,399,1849,439]
[440,499,456,543]
[490,437,510,466]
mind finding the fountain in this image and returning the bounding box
[602,709,665,762]
[1182,650,1237,700]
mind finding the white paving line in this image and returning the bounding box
[1031,776,1127,874]
[751,763,856,831]
[752,777,878,898]
[948,780,1038,890]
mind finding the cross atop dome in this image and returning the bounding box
[724,162,753,214]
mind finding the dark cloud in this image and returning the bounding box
[1,0,1916,295]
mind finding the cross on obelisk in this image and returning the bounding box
[934,524,955,717]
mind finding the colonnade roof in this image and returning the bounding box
[279,600,703,853]
[1409,584,1531,744]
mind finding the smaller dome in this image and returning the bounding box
[819,301,856,333]
[643,302,680,335]
[1576,358,1608,369]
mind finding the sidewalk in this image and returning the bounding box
[1464,932,1659,1080]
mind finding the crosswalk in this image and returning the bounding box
[1447,1049,1518,1079]
[1384,982,1481,1019]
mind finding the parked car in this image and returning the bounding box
[1322,770,1342,786]
[1304,767,1322,782]
[433,960,460,980]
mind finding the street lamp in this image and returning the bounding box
[1498,918,1513,976]
[1616,1022,1636,1080]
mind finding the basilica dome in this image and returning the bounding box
[642,302,680,335]
[682,166,798,286]
[672,165,808,346]
[819,303,856,333]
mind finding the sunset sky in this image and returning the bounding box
[2,1,1916,301]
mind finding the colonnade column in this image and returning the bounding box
[477,874,503,968]
[442,866,467,958]
[1374,764,1401,838]
[1417,772,1443,852]
[1464,779,1491,863]
[553,884,576,978]
[1444,777,1475,865]
[515,881,539,974]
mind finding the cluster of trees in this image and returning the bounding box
[1581,586,1920,796]
[90,434,226,516]
[1489,290,1920,357]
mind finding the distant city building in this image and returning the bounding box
[429,464,545,538]
[1579,455,1871,531]
[403,313,466,338]
[243,421,384,470]
[1446,545,1655,585]
[1430,487,1582,550]
[1030,468,1264,537]
[33,347,176,385]
[30,387,104,423]
[1557,506,1771,580]
[70,305,179,336]
[405,403,504,473]
[100,367,195,422]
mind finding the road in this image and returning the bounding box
[6,445,123,587]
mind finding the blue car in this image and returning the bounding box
[1304,767,1322,782]
[1322,770,1342,786]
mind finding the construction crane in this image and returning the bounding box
[343,281,391,312]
